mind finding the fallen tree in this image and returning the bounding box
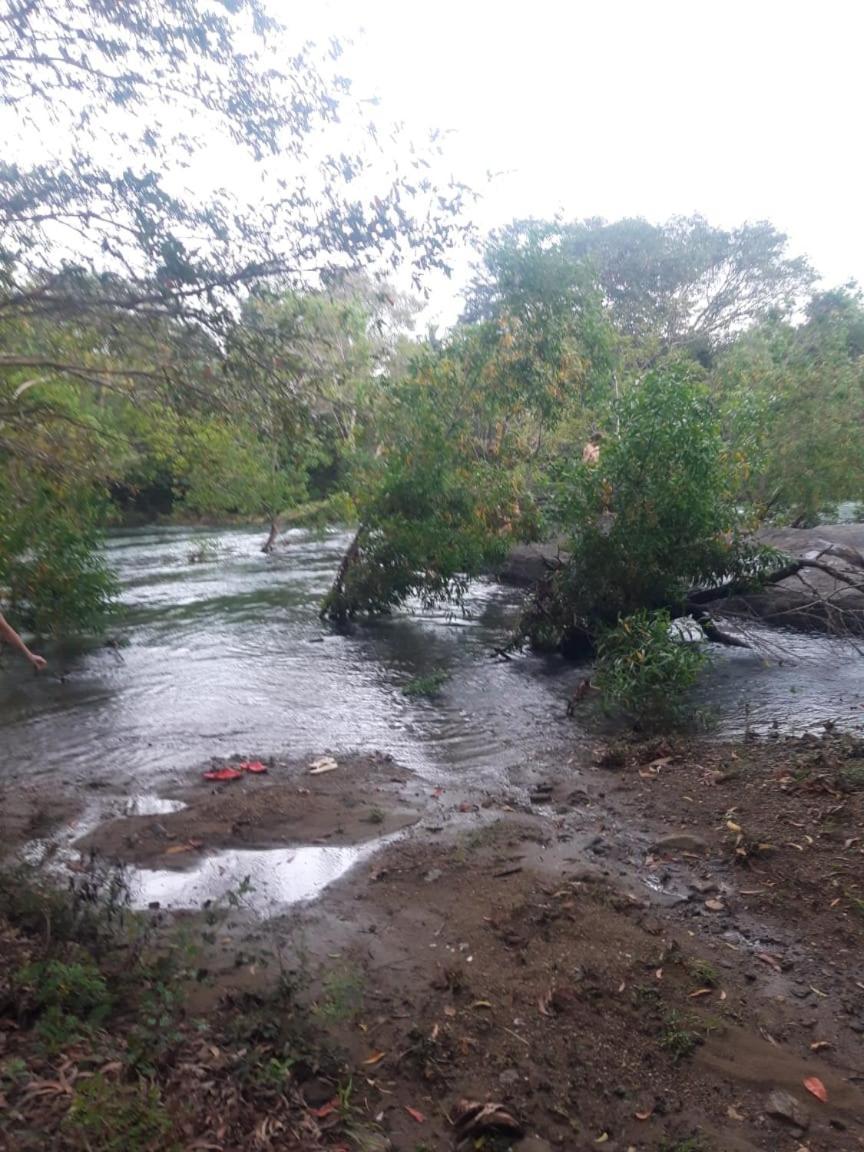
[323,368,864,655]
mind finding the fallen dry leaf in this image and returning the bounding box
[755,951,782,972]
[803,1076,828,1103]
[689,987,713,999]
[727,1104,745,1121]
[634,1109,653,1121]
[311,1100,336,1119]
[810,1040,832,1052]
[704,898,725,912]
[362,1050,386,1066]
[405,1106,425,1123]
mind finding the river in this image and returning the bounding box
[1,523,862,797]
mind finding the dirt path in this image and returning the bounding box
[4,732,864,1151]
[274,733,864,1151]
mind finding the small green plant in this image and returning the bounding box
[126,978,185,1073]
[659,1138,708,1152]
[365,807,385,825]
[64,1075,173,1152]
[632,982,662,1010]
[248,1054,297,1091]
[594,609,707,730]
[336,1076,355,1120]
[841,761,864,791]
[403,669,451,697]
[0,1057,28,1087]
[660,1010,701,1062]
[15,958,113,1051]
[687,959,719,988]
[316,967,364,1023]
[17,958,111,1016]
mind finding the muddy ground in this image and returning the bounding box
[74,752,420,868]
[2,732,864,1151]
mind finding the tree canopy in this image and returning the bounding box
[1,4,862,646]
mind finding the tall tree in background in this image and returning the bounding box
[0,0,467,460]
[469,215,815,373]
[714,285,864,523]
[0,0,467,635]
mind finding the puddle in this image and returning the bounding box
[126,842,382,913]
[121,795,187,817]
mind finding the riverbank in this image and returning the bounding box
[2,729,863,1151]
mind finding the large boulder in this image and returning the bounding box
[715,524,864,633]
[498,540,569,586]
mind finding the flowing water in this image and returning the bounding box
[0,525,582,795]
[1,525,862,908]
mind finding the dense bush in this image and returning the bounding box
[0,484,117,639]
[593,609,707,729]
[520,369,774,653]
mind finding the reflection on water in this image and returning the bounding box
[122,795,187,817]
[695,627,864,737]
[1,524,862,806]
[126,843,376,914]
[0,526,580,799]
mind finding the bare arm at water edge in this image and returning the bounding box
[0,612,47,671]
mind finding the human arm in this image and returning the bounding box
[0,612,47,670]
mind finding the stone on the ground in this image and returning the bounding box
[766,1089,810,1129]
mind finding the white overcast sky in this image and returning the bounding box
[291,0,864,321]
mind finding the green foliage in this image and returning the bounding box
[659,1140,707,1152]
[555,214,811,363]
[321,332,539,619]
[558,370,743,609]
[521,369,775,655]
[660,1010,701,1062]
[687,959,719,988]
[403,670,451,697]
[17,958,111,1018]
[126,979,185,1074]
[714,287,864,522]
[315,967,365,1023]
[64,1075,173,1152]
[594,610,707,729]
[14,954,113,1053]
[0,482,117,638]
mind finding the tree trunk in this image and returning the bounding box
[261,518,279,554]
[319,525,364,619]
